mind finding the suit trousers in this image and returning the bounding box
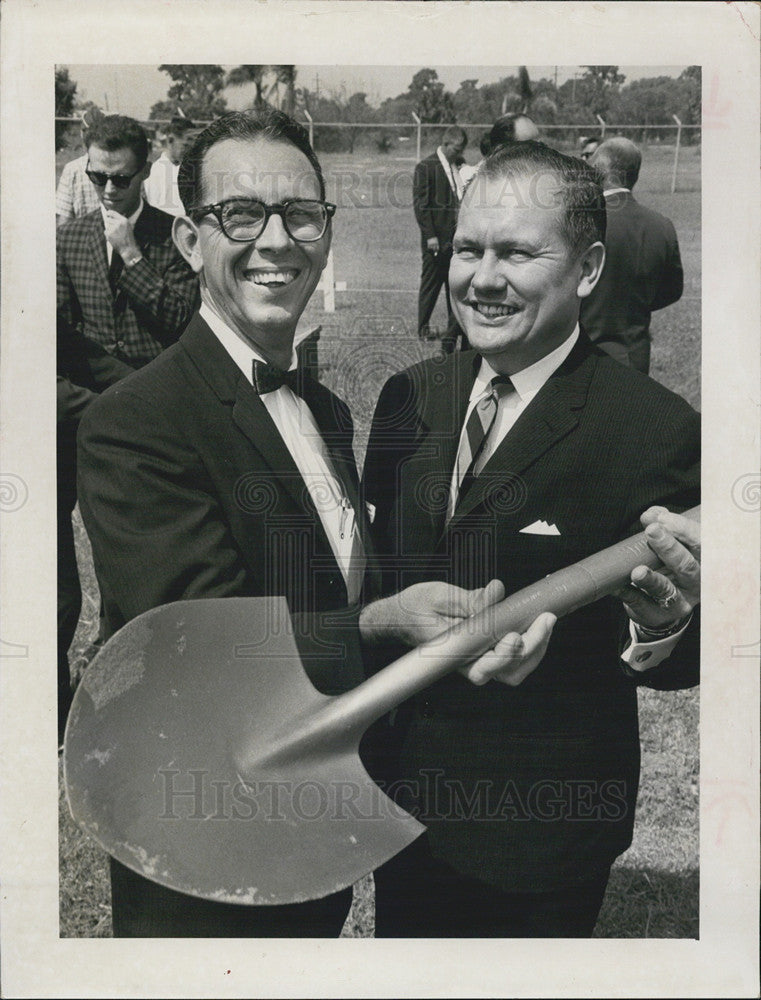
[417,247,469,353]
[373,835,610,938]
[110,858,354,937]
[417,247,454,337]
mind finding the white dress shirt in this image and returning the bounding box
[437,146,464,200]
[200,302,364,603]
[449,325,688,667]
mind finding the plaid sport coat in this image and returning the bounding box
[57,203,199,369]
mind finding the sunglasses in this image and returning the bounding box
[85,161,144,189]
[190,198,336,243]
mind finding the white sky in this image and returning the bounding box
[65,64,689,119]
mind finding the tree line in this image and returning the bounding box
[56,64,701,153]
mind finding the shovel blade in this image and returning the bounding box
[64,597,423,905]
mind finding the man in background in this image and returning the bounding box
[488,112,540,150]
[55,107,104,226]
[56,114,198,738]
[580,136,684,374]
[143,115,196,216]
[57,114,199,369]
[413,125,468,351]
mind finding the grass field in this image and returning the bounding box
[59,142,700,938]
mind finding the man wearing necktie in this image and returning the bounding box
[56,115,198,744]
[57,114,199,370]
[412,125,468,350]
[76,109,540,938]
[363,140,701,937]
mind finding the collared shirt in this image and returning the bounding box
[56,154,102,223]
[144,152,185,217]
[199,301,364,602]
[100,198,145,265]
[454,326,580,489]
[449,323,687,667]
[437,146,464,200]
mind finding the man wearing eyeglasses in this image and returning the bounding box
[76,108,553,939]
[56,114,199,371]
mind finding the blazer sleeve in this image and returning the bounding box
[77,385,252,628]
[651,218,684,311]
[413,159,437,241]
[115,247,200,345]
[616,395,700,689]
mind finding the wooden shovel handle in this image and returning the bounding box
[334,505,701,735]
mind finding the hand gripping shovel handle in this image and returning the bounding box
[266,506,700,763]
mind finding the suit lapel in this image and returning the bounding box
[413,351,477,539]
[180,316,350,556]
[449,338,598,525]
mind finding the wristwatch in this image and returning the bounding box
[123,252,143,267]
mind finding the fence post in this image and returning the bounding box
[596,114,606,139]
[412,112,421,162]
[671,114,682,194]
[321,250,336,313]
[303,109,313,148]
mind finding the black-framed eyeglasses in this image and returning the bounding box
[191,198,336,243]
[85,161,144,189]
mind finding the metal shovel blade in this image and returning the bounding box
[64,597,424,906]
[65,507,699,905]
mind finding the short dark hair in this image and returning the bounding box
[177,108,326,214]
[488,113,539,150]
[478,139,606,253]
[85,114,149,166]
[442,125,467,147]
[166,117,196,140]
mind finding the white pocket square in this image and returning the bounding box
[365,502,376,524]
[519,519,560,536]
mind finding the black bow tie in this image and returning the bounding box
[251,359,300,395]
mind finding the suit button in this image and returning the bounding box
[419,701,434,719]
[635,651,653,664]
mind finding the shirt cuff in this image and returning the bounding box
[620,615,692,672]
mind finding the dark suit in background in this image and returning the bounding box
[56,203,199,369]
[580,189,683,375]
[362,337,699,936]
[77,314,367,935]
[413,132,466,349]
[56,323,133,740]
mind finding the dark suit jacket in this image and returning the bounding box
[77,313,369,695]
[413,152,459,249]
[57,203,199,370]
[580,190,683,363]
[362,335,699,892]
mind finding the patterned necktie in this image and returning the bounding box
[251,359,300,396]
[451,375,513,511]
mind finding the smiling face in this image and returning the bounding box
[449,170,604,374]
[173,136,330,367]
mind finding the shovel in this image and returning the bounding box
[65,505,699,905]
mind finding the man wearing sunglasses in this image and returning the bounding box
[57,114,199,371]
[57,115,199,747]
